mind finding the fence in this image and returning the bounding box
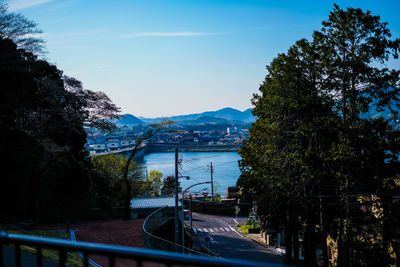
[0,230,266,267]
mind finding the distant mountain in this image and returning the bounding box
[138,107,255,124]
[115,114,145,126]
[179,116,231,125]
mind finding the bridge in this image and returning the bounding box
[89,144,147,158]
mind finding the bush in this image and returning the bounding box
[238,218,261,234]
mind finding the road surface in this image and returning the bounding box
[190,212,285,265]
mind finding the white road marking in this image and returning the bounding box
[229,225,244,238]
[203,228,208,232]
[233,219,239,224]
[219,228,225,232]
[225,227,230,231]
[209,228,214,232]
[214,228,219,232]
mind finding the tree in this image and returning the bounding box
[141,170,163,197]
[63,75,121,132]
[161,175,182,196]
[313,5,400,265]
[91,154,142,208]
[239,5,400,266]
[122,120,173,220]
[0,37,90,221]
[0,4,45,54]
[239,38,338,265]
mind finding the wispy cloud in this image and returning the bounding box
[7,0,54,11]
[119,31,223,38]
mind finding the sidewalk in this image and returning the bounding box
[247,233,285,256]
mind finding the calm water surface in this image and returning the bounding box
[139,152,241,195]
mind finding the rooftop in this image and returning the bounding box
[130,197,181,209]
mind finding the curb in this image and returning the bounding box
[247,235,282,255]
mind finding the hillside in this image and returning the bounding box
[115,114,145,126]
[138,107,255,124]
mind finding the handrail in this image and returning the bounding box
[0,231,269,267]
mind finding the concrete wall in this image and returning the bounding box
[185,200,250,217]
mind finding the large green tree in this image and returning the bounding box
[239,5,400,266]
[239,38,338,265]
[314,5,400,266]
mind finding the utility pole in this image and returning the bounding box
[174,148,179,251]
[210,162,214,202]
[189,193,193,232]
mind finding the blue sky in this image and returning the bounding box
[6,0,400,117]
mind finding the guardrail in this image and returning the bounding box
[0,230,266,267]
[143,206,210,256]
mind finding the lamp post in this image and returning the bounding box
[189,187,208,232]
[174,148,190,252]
[181,182,211,253]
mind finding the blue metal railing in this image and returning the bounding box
[0,230,269,267]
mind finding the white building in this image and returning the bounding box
[107,139,119,151]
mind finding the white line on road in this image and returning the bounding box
[219,228,225,232]
[225,227,230,231]
[203,228,208,232]
[209,228,214,232]
[233,219,239,224]
[229,225,244,238]
[214,228,219,232]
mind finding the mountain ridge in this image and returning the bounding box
[114,107,254,127]
[138,107,255,124]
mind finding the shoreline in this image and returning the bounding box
[145,143,241,153]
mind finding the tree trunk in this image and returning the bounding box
[285,214,293,264]
[304,204,317,267]
[123,139,144,220]
[293,220,299,263]
[381,195,392,266]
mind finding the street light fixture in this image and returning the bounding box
[180,182,211,253]
[188,187,208,232]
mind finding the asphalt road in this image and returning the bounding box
[190,212,285,265]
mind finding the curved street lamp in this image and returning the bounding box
[181,181,211,253]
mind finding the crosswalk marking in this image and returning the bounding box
[229,225,244,238]
[195,227,236,233]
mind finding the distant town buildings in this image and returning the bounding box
[85,125,250,155]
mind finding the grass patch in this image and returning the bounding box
[237,219,261,234]
[1,226,87,267]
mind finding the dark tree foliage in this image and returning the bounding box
[239,5,400,266]
[0,4,45,54]
[63,75,121,132]
[0,37,91,221]
[161,175,182,196]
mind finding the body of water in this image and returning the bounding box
[139,152,241,195]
